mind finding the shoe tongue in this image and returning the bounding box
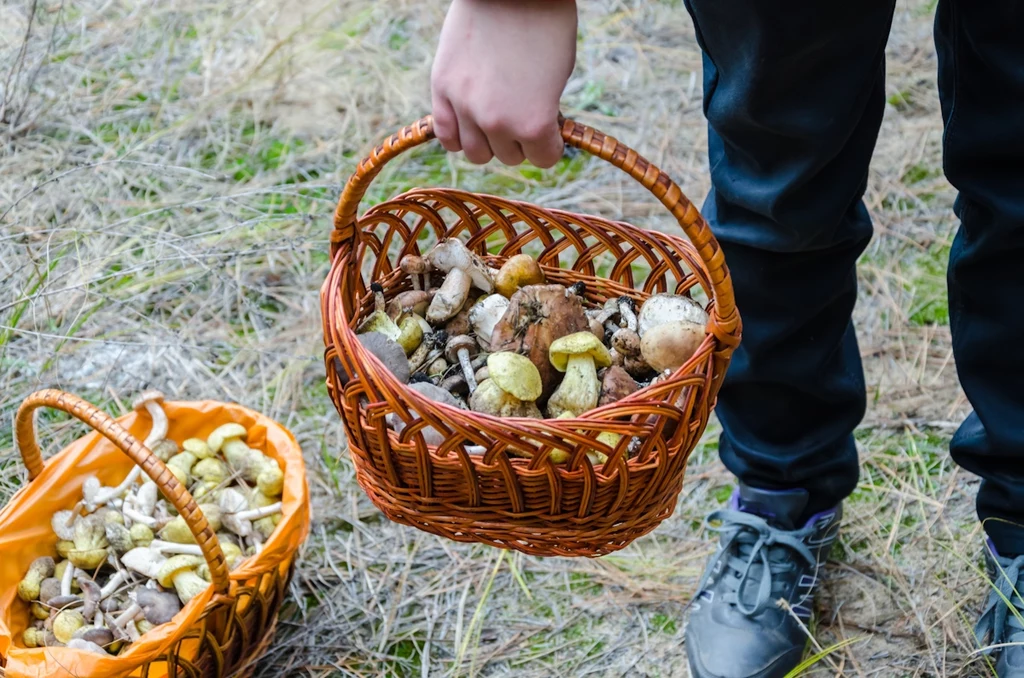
[737,484,810,531]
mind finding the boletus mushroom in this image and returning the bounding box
[494,254,545,299]
[546,332,613,418]
[468,294,510,350]
[425,239,494,324]
[356,283,401,340]
[155,555,208,604]
[489,284,590,401]
[469,353,543,418]
[18,556,55,602]
[598,366,639,406]
[358,331,411,383]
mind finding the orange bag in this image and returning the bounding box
[0,390,311,678]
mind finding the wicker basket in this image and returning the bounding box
[0,390,310,678]
[321,116,740,557]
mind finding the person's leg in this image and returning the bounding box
[937,1,1024,672]
[679,1,896,677]
[686,0,896,521]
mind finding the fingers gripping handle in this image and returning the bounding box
[15,389,232,596]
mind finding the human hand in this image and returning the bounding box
[430,0,577,168]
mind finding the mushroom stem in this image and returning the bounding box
[100,571,128,599]
[114,604,142,628]
[617,297,638,332]
[125,620,141,642]
[60,557,75,597]
[456,348,477,393]
[93,467,142,508]
[149,540,204,556]
[123,506,158,528]
[92,392,167,508]
[232,503,282,522]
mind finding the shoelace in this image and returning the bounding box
[696,509,818,617]
[976,554,1024,653]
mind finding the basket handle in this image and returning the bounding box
[329,114,740,348]
[15,389,231,597]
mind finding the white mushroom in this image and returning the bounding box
[91,391,168,509]
[121,547,167,579]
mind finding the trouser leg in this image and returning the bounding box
[681,0,897,517]
[936,0,1024,555]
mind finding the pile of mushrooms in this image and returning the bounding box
[356,238,710,462]
[16,390,284,655]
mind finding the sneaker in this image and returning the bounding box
[975,540,1024,676]
[684,483,841,678]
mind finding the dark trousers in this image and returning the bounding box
[681,0,1024,554]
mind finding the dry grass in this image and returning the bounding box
[0,0,997,675]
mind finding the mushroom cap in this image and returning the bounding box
[548,332,613,372]
[206,423,247,453]
[426,239,494,292]
[610,328,641,357]
[136,587,182,625]
[598,366,640,406]
[400,254,429,275]
[39,577,62,604]
[53,609,86,644]
[51,511,78,542]
[637,293,708,336]
[357,331,411,383]
[408,381,464,409]
[494,254,545,299]
[487,353,542,401]
[155,555,204,588]
[73,625,115,647]
[132,390,165,410]
[444,334,477,362]
[639,320,706,373]
[67,637,109,655]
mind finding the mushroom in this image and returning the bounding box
[135,587,182,625]
[611,328,652,379]
[193,457,229,484]
[76,576,102,619]
[147,539,204,557]
[637,293,708,336]
[67,637,108,655]
[182,438,214,460]
[68,515,109,570]
[474,364,489,384]
[408,329,447,375]
[39,577,61,604]
[546,332,614,418]
[494,254,545,299]
[439,373,469,397]
[425,239,494,324]
[426,358,448,379]
[105,522,135,555]
[31,602,51,620]
[53,609,86,644]
[99,571,129,600]
[358,331,411,383]
[57,560,75,596]
[490,284,591,401]
[18,556,55,602]
[445,335,479,393]
[164,451,198,488]
[617,296,639,332]
[156,555,208,604]
[74,625,114,647]
[357,282,401,339]
[150,439,180,462]
[427,239,494,292]
[218,487,282,538]
[207,422,248,454]
[22,627,45,648]
[400,254,430,291]
[469,353,543,418]
[221,441,283,497]
[396,315,425,355]
[386,382,466,446]
[51,511,78,542]
[129,523,154,547]
[640,320,708,373]
[121,547,167,579]
[598,366,639,406]
[468,294,510,350]
[387,289,433,319]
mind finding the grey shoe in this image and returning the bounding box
[975,540,1024,676]
[684,483,841,678]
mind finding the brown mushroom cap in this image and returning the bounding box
[598,366,640,406]
[445,335,477,362]
[640,320,706,373]
[494,254,546,299]
[408,381,465,409]
[549,332,613,372]
[358,332,411,383]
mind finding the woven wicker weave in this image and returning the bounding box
[321,115,741,557]
[3,390,304,678]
